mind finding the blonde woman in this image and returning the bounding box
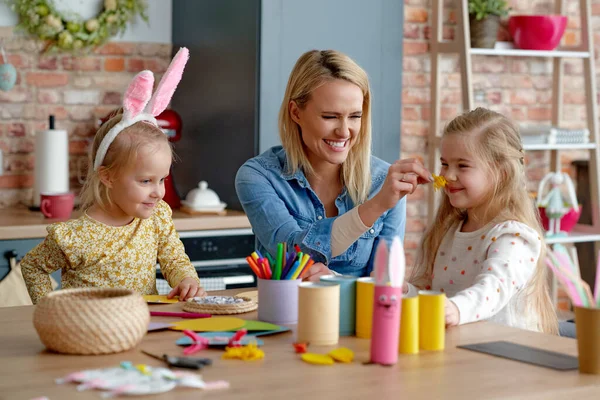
[236,50,431,281]
[406,108,558,334]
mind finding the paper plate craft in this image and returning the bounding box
[236,290,258,303]
[183,295,257,315]
[55,362,228,397]
[169,316,246,332]
[143,295,179,304]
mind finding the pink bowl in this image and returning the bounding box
[508,15,567,50]
[538,205,582,233]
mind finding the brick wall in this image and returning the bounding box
[0,38,172,207]
[0,2,594,309]
[402,0,600,310]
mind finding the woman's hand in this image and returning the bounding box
[376,158,433,210]
[445,298,460,328]
[359,159,432,227]
[168,277,206,301]
[301,262,332,282]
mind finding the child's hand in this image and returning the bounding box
[168,277,206,301]
[301,262,332,282]
[445,298,460,328]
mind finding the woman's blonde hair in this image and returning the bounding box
[79,109,171,211]
[278,49,373,205]
[413,107,558,334]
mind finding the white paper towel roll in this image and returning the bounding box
[33,129,69,207]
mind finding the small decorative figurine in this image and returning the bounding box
[536,171,579,237]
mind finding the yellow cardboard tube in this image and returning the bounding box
[399,295,419,354]
[419,290,445,351]
[355,277,375,339]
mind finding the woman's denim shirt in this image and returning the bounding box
[235,146,406,277]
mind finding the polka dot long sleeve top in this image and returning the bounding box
[409,220,542,331]
[21,200,201,304]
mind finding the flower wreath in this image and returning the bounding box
[9,0,148,52]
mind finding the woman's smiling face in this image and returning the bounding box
[289,79,364,169]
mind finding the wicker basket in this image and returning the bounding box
[33,288,150,355]
[183,296,257,315]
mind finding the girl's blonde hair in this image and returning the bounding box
[278,49,373,205]
[413,107,558,335]
[79,109,171,211]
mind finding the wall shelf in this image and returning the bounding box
[546,231,600,244]
[429,0,600,305]
[470,48,590,58]
[523,143,597,151]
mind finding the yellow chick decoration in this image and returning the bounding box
[432,174,447,191]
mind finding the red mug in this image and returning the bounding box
[40,192,75,219]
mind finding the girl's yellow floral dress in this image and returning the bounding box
[21,201,201,304]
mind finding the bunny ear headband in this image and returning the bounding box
[93,47,190,171]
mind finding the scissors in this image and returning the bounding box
[141,350,212,370]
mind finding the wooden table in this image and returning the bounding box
[1,290,599,399]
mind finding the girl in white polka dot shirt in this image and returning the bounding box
[406,108,558,334]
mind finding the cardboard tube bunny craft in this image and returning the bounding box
[369,236,405,366]
[94,47,190,171]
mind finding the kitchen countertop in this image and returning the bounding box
[0,207,251,240]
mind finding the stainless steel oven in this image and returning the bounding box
[156,228,256,292]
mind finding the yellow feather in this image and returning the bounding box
[432,174,447,191]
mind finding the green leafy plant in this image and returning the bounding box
[7,0,148,52]
[468,0,510,21]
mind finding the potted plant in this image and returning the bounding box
[468,0,510,48]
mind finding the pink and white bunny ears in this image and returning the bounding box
[373,237,405,288]
[93,47,190,171]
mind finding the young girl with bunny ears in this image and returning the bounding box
[22,48,205,304]
[406,108,558,334]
